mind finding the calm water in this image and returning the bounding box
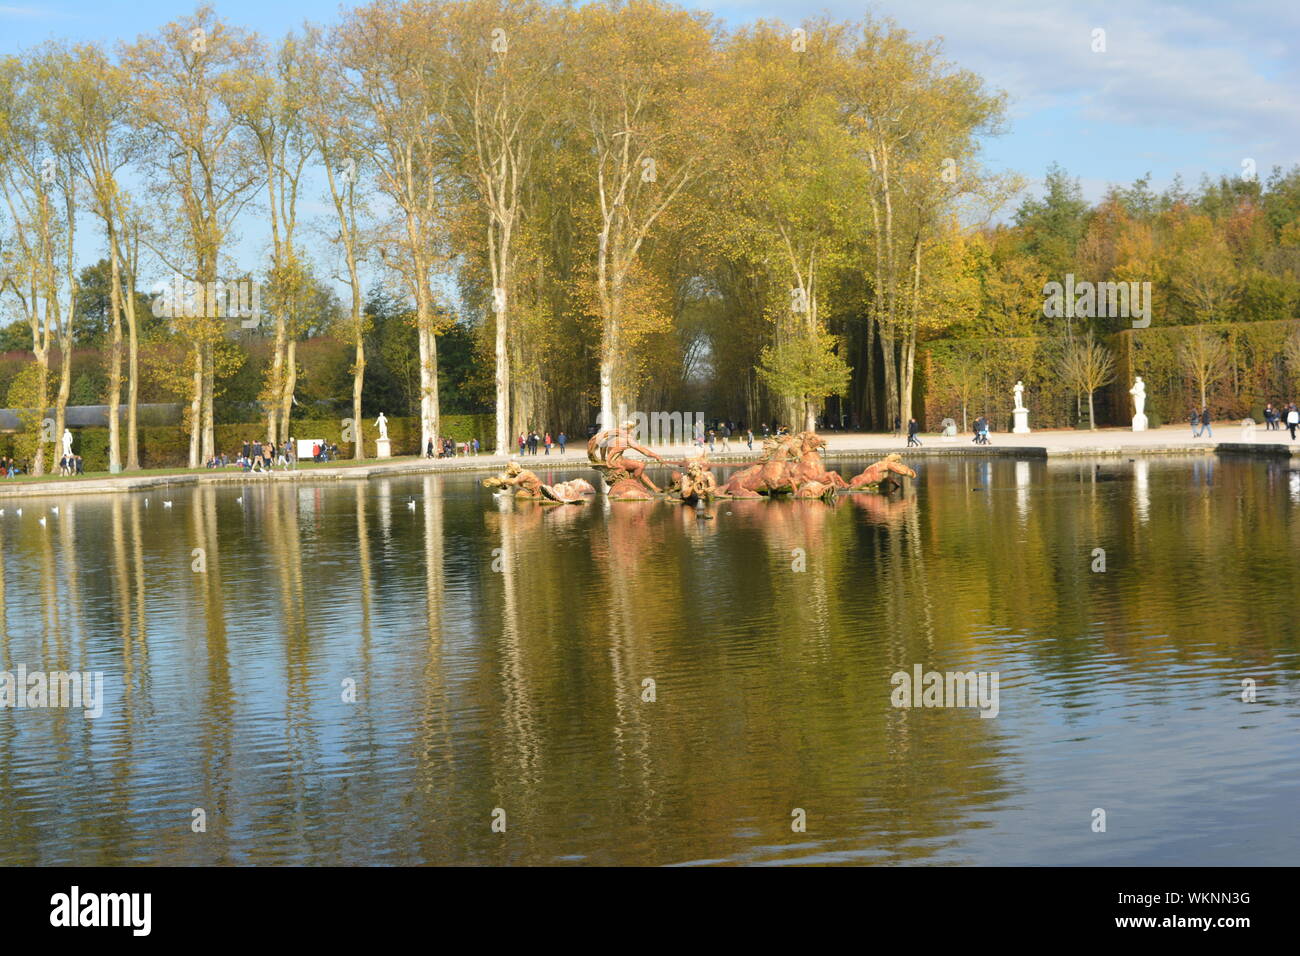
[1,456,1297,865]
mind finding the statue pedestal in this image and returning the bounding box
[1132,414,1148,433]
[1012,409,1030,434]
[376,437,392,459]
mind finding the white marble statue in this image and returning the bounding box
[1011,381,1031,433]
[1129,377,1148,432]
[62,428,73,457]
[1129,377,1146,418]
[375,413,389,441]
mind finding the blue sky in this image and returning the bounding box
[3,0,1297,288]
[4,0,1297,202]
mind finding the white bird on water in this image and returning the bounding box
[236,495,243,504]
[163,500,173,509]
[16,508,22,517]
[51,506,59,516]
[38,516,46,526]
[407,498,417,511]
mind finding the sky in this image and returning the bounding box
[2,0,1297,284]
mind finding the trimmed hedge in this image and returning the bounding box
[923,319,1300,429]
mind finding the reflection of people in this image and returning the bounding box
[1129,377,1146,418]
[375,412,389,441]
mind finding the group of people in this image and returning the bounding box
[700,423,755,453]
[58,454,85,475]
[515,431,565,456]
[1,457,21,478]
[428,436,482,458]
[215,438,300,472]
[1188,407,1215,438]
[1262,403,1300,439]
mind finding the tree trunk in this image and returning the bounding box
[268,312,286,446]
[31,360,49,477]
[187,344,203,468]
[53,316,73,467]
[352,315,365,459]
[123,226,141,470]
[201,344,215,462]
[281,338,297,444]
[879,330,899,431]
[107,236,124,473]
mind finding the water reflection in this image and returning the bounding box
[0,457,1297,865]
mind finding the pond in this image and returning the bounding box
[1,455,1297,864]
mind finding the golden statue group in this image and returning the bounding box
[483,422,915,505]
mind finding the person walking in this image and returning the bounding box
[1200,406,1212,439]
[721,425,730,452]
[1287,404,1299,441]
[544,431,552,455]
[1189,407,1201,437]
[893,416,901,439]
[707,429,716,453]
[907,417,921,447]
[557,432,566,455]
[746,428,754,451]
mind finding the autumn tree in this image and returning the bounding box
[1058,331,1115,429]
[48,42,144,471]
[1178,325,1230,409]
[336,0,452,451]
[567,0,719,428]
[122,6,261,466]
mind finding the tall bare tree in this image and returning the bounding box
[122,6,261,466]
[336,1,451,453]
[438,0,558,453]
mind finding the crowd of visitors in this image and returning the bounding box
[514,431,565,456]
[205,437,301,472]
[1262,403,1300,439]
[427,436,483,458]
